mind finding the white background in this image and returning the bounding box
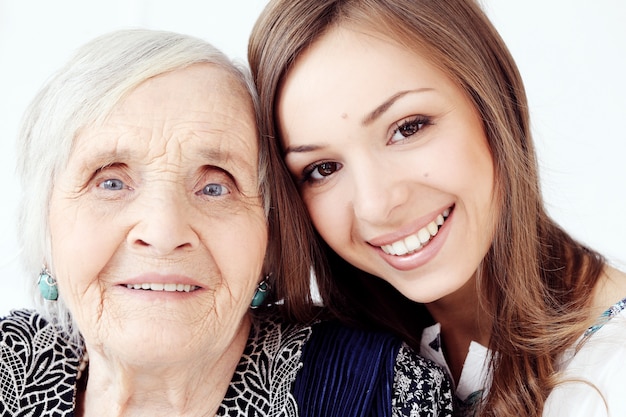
[0,1,624,314]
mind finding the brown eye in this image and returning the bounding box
[308,161,342,181]
[318,162,338,176]
[399,122,420,137]
[390,116,430,144]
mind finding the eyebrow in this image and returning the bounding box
[82,143,253,171]
[283,88,434,156]
[198,147,228,163]
[198,146,257,174]
[283,144,322,155]
[361,88,434,126]
[80,148,133,170]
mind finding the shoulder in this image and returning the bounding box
[0,309,80,416]
[247,312,314,362]
[1,308,51,334]
[0,308,79,352]
[296,320,454,416]
[0,309,72,355]
[392,343,454,417]
[218,313,314,416]
[547,305,626,416]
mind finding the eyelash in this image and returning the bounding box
[389,115,431,144]
[299,161,341,185]
[98,178,127,191]
[93,164,132,193]
[196,182,231,197]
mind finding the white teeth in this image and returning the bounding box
[391,240,408,256]
[125,283,198,292]
[382,244,394,255]
[404,234,421,252]
[427,221,438,236]
[379,207,451,256]
[417,228,431,244]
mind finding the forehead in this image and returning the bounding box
[279,26,457,121]
[284,26,445,97]
[72,63,259,167]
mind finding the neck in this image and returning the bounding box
[425,273,491,384]
[592,265,626,314]
[78,317,251,417]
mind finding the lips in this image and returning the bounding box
[125,283,199,292]
[379,206,452,256]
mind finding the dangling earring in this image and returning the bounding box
[250,274,270,309]
[38,267,58,301]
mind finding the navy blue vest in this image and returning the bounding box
[292,321,400,417]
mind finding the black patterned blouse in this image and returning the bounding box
[0,309,453,416]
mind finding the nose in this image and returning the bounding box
[127,190,200,256]
[350,155,408,225]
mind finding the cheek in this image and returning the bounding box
[49,200,123,303]
[205,215,268,284]
[303,191,348,246]
[461,142,496,215]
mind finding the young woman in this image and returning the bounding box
[248,1,626,415]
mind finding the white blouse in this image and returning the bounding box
[420,298,626,416]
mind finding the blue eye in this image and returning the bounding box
[99,179,125,191]
[202,183,229,196]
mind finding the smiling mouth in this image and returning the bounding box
[379,206,452,256]
[125,283,199,292]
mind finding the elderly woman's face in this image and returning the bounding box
[48,64,266,362]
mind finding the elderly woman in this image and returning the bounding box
[0,29,452,416]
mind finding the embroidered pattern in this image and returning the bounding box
[0,310,81,417]
[392,343,454,417]
[216,317,312,416]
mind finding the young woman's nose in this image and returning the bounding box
[350,156,408,225]
[127,189,200,256]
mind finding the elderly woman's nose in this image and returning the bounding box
[127,192,200,255]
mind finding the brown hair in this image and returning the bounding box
[257,105,327,324]
[249,0,606,415]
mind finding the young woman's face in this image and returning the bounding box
[278,26,498,303]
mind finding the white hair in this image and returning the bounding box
[16,29,264,338]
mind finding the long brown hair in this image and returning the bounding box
[249,0,606,415]
[257,105,328,324]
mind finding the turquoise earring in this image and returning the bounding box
[251,276,270,309]
[38,268,58,301]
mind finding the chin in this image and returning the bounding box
[108,328,198,363]
[389,272,468,304]
[92,315,194,348]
